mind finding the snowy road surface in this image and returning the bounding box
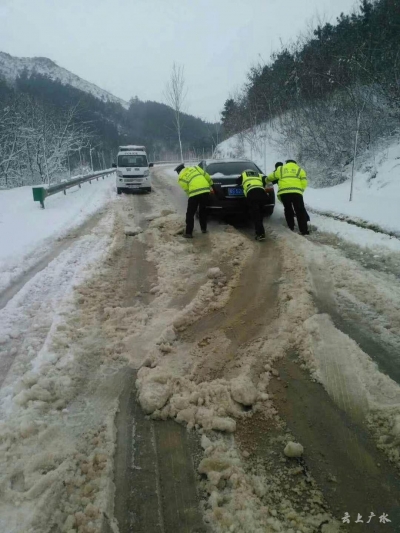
[1,166,400,533]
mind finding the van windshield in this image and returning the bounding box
[118,155,148,167]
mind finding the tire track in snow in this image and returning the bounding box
[271,356,400,530]
[110,188,208,532]
[304,312,369,423]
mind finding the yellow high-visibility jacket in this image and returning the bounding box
[178,166,213,198]
[267,169,280,183]
[267,162,307,196]
[240,170,265,197]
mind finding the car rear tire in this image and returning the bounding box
[263,207,274,217]
[117,188,122,195]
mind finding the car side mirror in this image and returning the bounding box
[112,163,117,168]
[149,163,154,168]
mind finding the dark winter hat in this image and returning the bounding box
[275,161,283,169]
[286,159,297,164]
[174,163,185,173]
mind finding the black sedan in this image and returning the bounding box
[197,159,275,216]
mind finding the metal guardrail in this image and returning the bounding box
[32,169,115,208]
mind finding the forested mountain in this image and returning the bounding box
[0,53,220,188]
[221,0,400,183]
[0,51,129,108]
[126,97,221,161]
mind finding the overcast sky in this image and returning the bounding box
[0,0,357,121]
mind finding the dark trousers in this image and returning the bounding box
[246,188,267,236]
[186,193,210,235]
[285,204,310,222]
[280,193,309,234]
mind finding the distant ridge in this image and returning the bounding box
[0,51,129,109]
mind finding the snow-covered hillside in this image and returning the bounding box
[216,127,400,237]
[0,51,129,109]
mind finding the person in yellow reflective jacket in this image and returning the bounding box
[175,163,214,238]
[237,169,269,241]
[268,161,310,231]
[267,161,283,183]
[267,159,309,235]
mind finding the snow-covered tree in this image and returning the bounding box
[0,94,93,188]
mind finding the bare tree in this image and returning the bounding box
[164,63,187,162]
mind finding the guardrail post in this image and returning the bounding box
[32,169,114,208]
[32,186,47,209]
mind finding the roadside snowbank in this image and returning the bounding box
[0,210,117,533]
[306,212,400,254]
[305,144,400,236]
[0,175,116,293]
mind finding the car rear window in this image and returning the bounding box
[206,162,260,176]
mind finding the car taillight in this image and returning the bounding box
[265,186,274,192]
[210,188,215,194]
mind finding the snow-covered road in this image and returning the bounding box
[1,167,400,533]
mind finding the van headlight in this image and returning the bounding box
[116,170,123,177]
[144,169,149,177]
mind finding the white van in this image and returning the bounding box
[113,145,153,194]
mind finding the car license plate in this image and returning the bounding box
[127,184,140,188]
[228,188,243,196]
